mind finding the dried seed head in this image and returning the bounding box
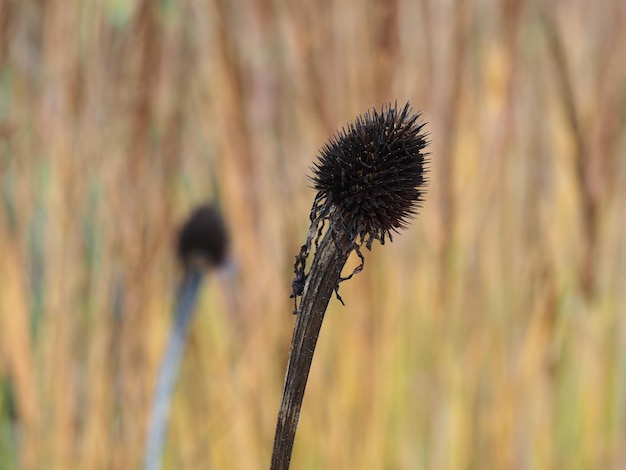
[290,101,430,311]
[311,101,429,246]
[177,204,229,269]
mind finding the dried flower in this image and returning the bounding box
[146,203,229,470]
[291,101,429,310]
[177,204,229,269]
[312,101,428,245]
[272,101,430,470]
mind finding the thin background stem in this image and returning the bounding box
[144,270,204,470]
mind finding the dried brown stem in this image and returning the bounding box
[270,228,352,470]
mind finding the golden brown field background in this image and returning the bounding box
[1,0,625,468]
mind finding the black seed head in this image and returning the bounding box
[177,204,229,269]
[311,101,429,245]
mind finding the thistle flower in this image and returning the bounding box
[272,101,429,469]
[145,203,229,470]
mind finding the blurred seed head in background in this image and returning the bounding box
[177,204,229,270]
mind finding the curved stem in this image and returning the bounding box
[271,229,352,469]
[144,269,204,470]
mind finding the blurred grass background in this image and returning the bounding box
[0,0,625,468]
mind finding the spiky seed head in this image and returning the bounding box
[311,101,429,245]
[177,204,229,269]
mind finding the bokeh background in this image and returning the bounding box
[1,0,625,468]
